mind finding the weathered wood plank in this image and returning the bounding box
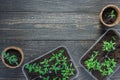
[0,12,98,24]
[0,12,101,40]
[0,0,120,12]
[0,28,102,40]
[0,26,120,40]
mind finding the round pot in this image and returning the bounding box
[1,46,24,68]
[99,4,120,27]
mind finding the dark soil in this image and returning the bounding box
[80,30,120,80]
[4,49,22,66]
[102,7,118,24]
[23,47,77,80]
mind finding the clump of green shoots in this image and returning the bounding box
[24,49,76,80]
[85,50,117,76]
[100,58,116,76]
[2,51,18,65]
[108,10,116,18]
[102,40,116,52]
[85,51,99,70]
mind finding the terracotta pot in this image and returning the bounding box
[1,46,24,68]
[99,4,120,27]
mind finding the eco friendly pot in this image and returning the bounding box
[22,46,79,80]
[1,46,24,68]
[99,4,120,27]
[80,29,120,80]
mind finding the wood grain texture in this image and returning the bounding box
[0,0,120,12]
[0,0,120,80]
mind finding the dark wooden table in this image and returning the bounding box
[0,0,120,80]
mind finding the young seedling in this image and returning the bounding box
[85,51,99,70]
[50,64,61,74]
[61,56,67,63]
[40,59,49,67]
[25,63,35,73]
[69,63,75,75]
[2,51,18,65]
[108,10,116,19]
[102,40,116,52]
[100,58,116,76]
[61,65,70,79]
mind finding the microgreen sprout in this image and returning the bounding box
[108,10,116,18]
[50,64,61,74]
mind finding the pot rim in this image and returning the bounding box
[1,46,24,68]
[99,4,120,27]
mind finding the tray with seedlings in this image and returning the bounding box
[80,29,120,80]
[22,46,79,80]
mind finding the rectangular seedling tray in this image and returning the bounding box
[80,29,120,80]
[22,46,79,80]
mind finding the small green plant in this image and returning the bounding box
[102,40,116,52]
[24,49,76,80]
[100,58,116,76]
[51,64,61,74]
[61,63,75,80]
[108,10,116,18]
[85,51,99,70]
[2,51,18,65]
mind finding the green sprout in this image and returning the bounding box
[40,59,50,74]
[61,63,75,80]
[100,58,116,76]
[50,64,61,74]
[25,63,36,73]
[108,10,116,18]
[25,64,32,72]
[40,59,49,67]
[112,36,116,41]
[2,51,18,65]
[61,66,70,79]
[102,40,116,52]
[69,63,75,75]
[85,58,98,70]
[49,53,58,61]
[85,51,99,70]
[61,56,67,63]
